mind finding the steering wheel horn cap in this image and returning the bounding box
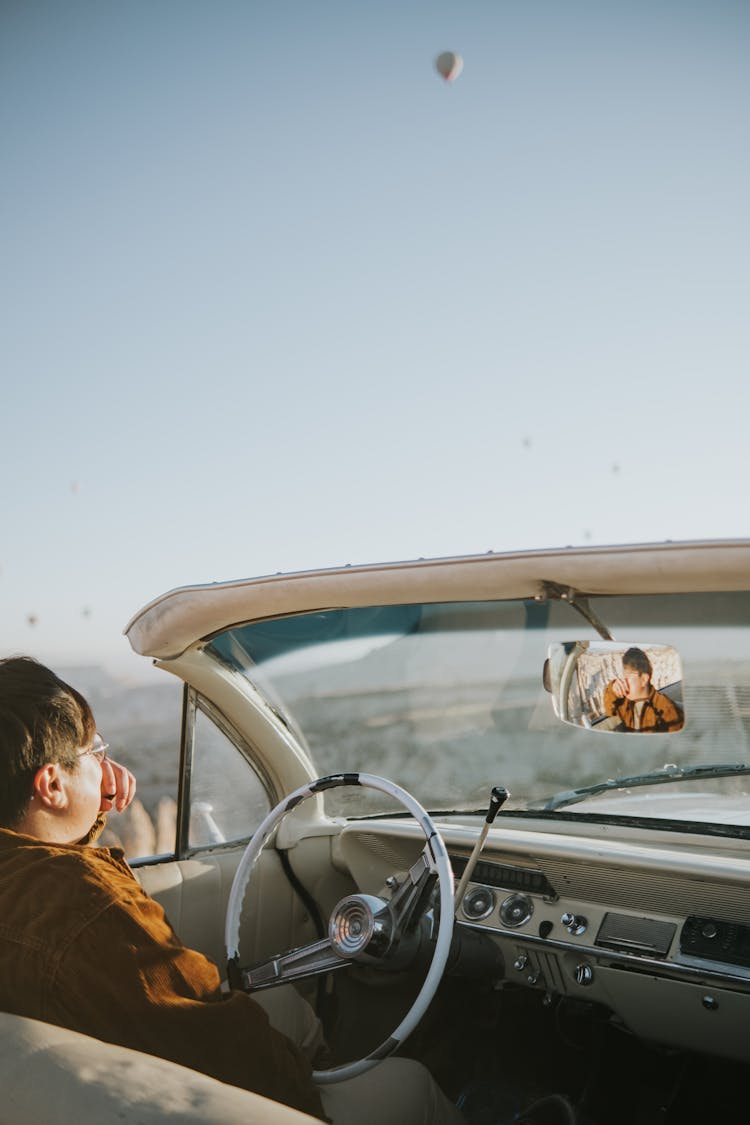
[329,894,390,959]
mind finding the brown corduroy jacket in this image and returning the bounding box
[0,827,325,1120]
[602,682,684,732]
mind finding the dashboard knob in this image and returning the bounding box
[561,912,588,936]
[513,954,529,972]
[574,963,594,986]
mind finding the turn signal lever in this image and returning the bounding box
[454,786,509,913]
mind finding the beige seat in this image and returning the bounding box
[0,1011,319,1125]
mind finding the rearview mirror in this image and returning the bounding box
[545,642,684,733]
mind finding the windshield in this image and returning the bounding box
[207,592,750,831]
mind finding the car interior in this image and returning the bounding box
[7,542,750,1125]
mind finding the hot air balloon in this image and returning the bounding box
[435,51,463,82]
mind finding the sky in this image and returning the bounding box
[1,0,749,682]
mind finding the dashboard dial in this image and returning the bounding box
[499,893,534,928]
[462,886,496,921]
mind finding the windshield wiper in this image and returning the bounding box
[537,762,750,812]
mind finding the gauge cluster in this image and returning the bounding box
[452,853,750,988]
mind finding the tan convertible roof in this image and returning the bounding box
[124,540,750,660]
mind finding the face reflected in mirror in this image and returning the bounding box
[545,642,685,733]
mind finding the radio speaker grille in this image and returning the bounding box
[596,912,676,957]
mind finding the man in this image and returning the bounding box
[0,656,463,1125]
[603,647,684,733]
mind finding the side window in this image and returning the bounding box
[187,700,272,849]
[98,676,182,863]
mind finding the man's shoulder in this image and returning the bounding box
[0,835,155,968]
[0,831,138,914]
[651,689,683,722]
[651,687,678,710]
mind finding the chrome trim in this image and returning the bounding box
[457,920,750,992]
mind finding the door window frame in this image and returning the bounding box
[175,685,275,859]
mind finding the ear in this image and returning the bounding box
[32,763,69,810]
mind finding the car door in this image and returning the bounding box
[131,685,305,969]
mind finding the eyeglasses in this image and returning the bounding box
[79,733,109,763]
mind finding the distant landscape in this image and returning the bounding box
[61,659,750,859]
[59,665,183,857]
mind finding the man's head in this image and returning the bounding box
[621,647,653,700]
[0,656,96,830]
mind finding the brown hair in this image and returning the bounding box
[622,647,652,678]
[0,656,95,828]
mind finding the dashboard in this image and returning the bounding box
[336,816,750,1065]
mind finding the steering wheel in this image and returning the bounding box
[225,772,454,1084]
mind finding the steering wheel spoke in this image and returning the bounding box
[387,846,439,934]
[240,937,350,992]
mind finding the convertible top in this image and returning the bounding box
[124,539,750,661]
